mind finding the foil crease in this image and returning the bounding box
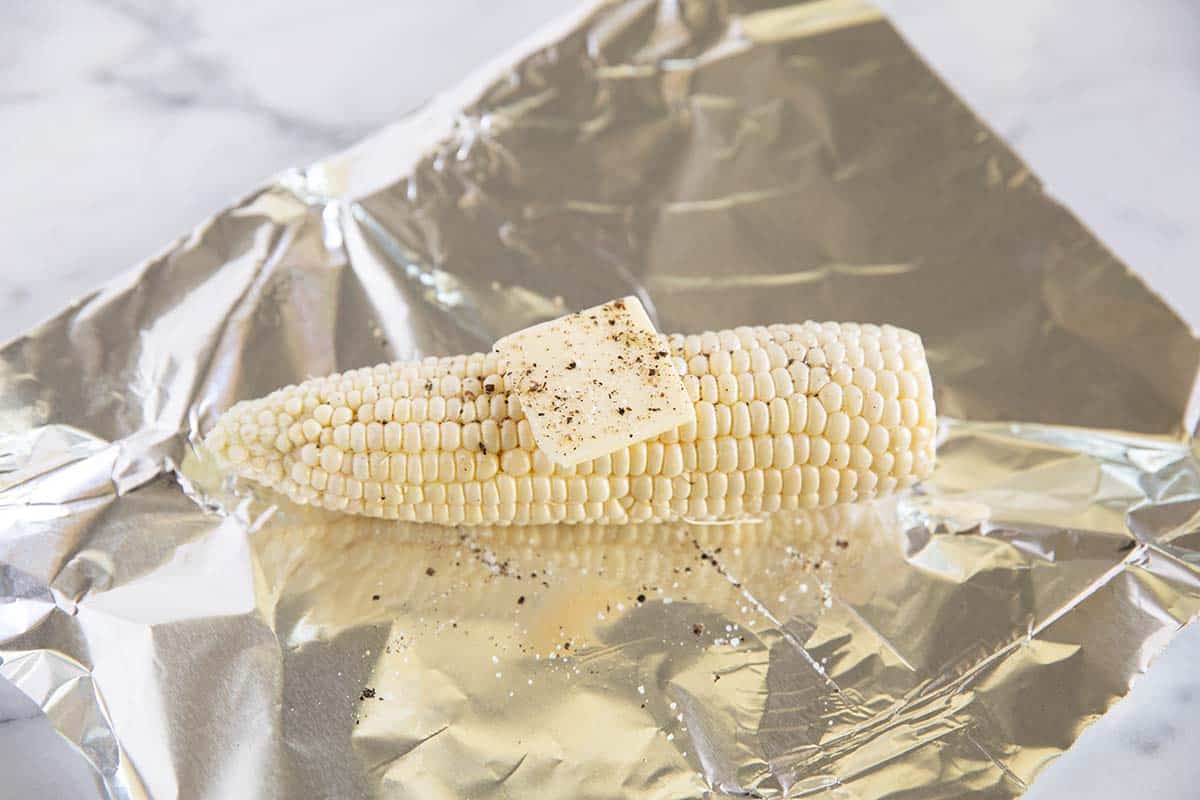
[3,1,1200,798]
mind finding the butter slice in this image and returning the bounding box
[495,297,694,467]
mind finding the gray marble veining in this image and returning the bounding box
[2,2,1198,798]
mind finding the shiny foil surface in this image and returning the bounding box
[3,1,1200,798]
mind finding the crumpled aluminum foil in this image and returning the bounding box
[3,1,1199,798]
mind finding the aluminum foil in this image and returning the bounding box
[3,1,1199,798]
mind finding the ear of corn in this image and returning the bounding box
[204,322,936,525]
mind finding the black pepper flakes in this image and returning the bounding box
[425,567,436,576]
[693,623,705,636]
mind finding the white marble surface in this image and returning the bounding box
[2,1,1199,798]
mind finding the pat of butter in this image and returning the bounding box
[495,297,694,467]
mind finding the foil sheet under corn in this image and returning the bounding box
[2,1,1200,798]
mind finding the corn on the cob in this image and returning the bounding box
[204,321,936,524]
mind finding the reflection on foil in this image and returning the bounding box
[3,1,1200,799]
[192,443,894,798]
[648,262,917,292]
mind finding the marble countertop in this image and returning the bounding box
[2,1,1198,797]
